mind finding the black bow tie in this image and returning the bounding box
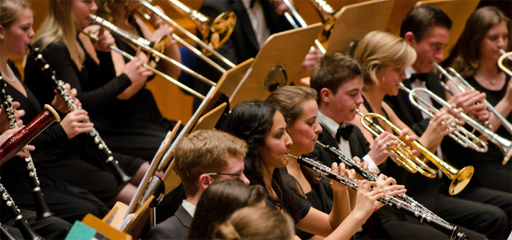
[336,124,354,142]
[410,73,430,82]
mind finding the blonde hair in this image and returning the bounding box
[0,0,32,29]
[34,0,85,69]
[213,206,294,240]
[353,31,416,86]
[174,130,248,196]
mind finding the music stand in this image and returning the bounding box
[82,214,132,240]
[416,0,480,60]
[325,0,394,56]
[229,23,323,109]
[191,102,228,132]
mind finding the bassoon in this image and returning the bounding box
[0,76,54,219]
[28,45,132,187]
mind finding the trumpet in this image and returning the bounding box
[356,109,474,195]
[81,24,206,100]
[288,154,467,240]
[307,0,338,42]
[89,14,216,87]
[399,83,488,153]
[411,87,512,165]
[138,0,236,69]
[282,0,326,54]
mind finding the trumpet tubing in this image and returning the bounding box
[307,0,337,42]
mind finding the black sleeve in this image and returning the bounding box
[24,41,132,111]
[292,193,311,221]
[30,123,69,149]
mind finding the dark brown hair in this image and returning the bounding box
[400,4,452,42]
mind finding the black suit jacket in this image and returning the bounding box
[146,205,192,240]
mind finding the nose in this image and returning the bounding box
[284,132,293,148]
[28,27,35,39]
[497,37,506,49]
[355,93,364,106]
[399,70,406,80]
[434,48,444,62]
[240,173,250,185]
[91,1,98,12]
[314,121,322,134]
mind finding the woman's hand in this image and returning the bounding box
[91,27,115,53]
[329,162,354,193]
[146,5,166,29]
[60,110,94,139]
[374,174,406,203]
[0,102,24,132]
[0,128,35,158]
[122,53,154,84]
[352,180,386,220]
[52,83,81,113]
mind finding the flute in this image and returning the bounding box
[288,154,466,240]
[0,77,53,220]
[28,45,132,187]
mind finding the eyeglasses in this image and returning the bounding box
[206,172,243,178]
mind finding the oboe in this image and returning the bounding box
[28,45,132,187]
[316,141,445,224]
[0,182,43,240]
[0,77,53,220]
[288,154,466,240]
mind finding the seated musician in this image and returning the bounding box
[146,129,249,240]
[351,29,508,239]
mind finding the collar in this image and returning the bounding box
[182,200,196,217]
[405,66,416,79]
[317,110,345,139]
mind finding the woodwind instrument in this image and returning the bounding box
[0,182,43,240]
[0,76,53,220]
[0,104,59,164]
[28,46,132,187]
[0,223,17,240]
[288,154,467,240]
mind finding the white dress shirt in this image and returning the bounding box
[241,0,270,48]
[182,199,196,217]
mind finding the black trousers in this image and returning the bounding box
[376,191,508,239]
[2,209,71,240]
[3,172,109,224]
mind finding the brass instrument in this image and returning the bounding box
[82,25,206,100]
[411,87,512,165]
[138,0,236,69]
[307,0,338,42]
[500,49,512,62]
[282,0,326,54]
[89,14,216,88]
[356,109,474,195]
[288,154,467,240]
[399,83,488,153]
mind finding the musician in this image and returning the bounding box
[0,0,117,223]
[91,0,183,161]
[188,179,266,239]
[194,0,323,108]
[352,29,508,239]
[222,100,395,239]
[17,0,154,207]
[384,3,512,233]
[266,86,406,239]
[447,6,512,194]
[212,206,295,240]
[146,129,250,240]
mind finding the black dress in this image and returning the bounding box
[23,40,146,203]
[441,75,512,193]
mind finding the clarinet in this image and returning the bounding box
[0,223,17,240]
[28,45,132,187]
[0,76,53,219]
[316,141,446,224]
[0,182,43,240]
[289,154,466,240]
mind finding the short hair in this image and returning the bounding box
[213,206,295,240]
[174,130,248,197]
[353,31,417,86]
[188,179,267,240]
[310,53,367,104]
[451,7,510,78]
[400,4,452,42]
[0,0,32,29]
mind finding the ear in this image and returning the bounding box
[403,32,416,45]
[319,88,332,103]
[198,174,213,190]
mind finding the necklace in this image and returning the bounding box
[1,67,16,82]
[490,79,497,85]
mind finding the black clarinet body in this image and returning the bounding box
[29,46,132,187]
[0,76,53,220]
[293,155,466,240]
[0,182,43,240]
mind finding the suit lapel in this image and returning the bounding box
[318,124,338,150]
[233,0,260,50]
[175,205,192,228]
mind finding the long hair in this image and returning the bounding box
[451,7,510,78]
[222,100,300,223]
[34,0,85,69]
[266,86,320,185]
[353,31,416,86]
[0,0,32,29]
[95,0,135,26]
[187,179,267,240]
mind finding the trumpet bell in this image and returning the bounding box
[449,166,474,195]
[147,35,169,68]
